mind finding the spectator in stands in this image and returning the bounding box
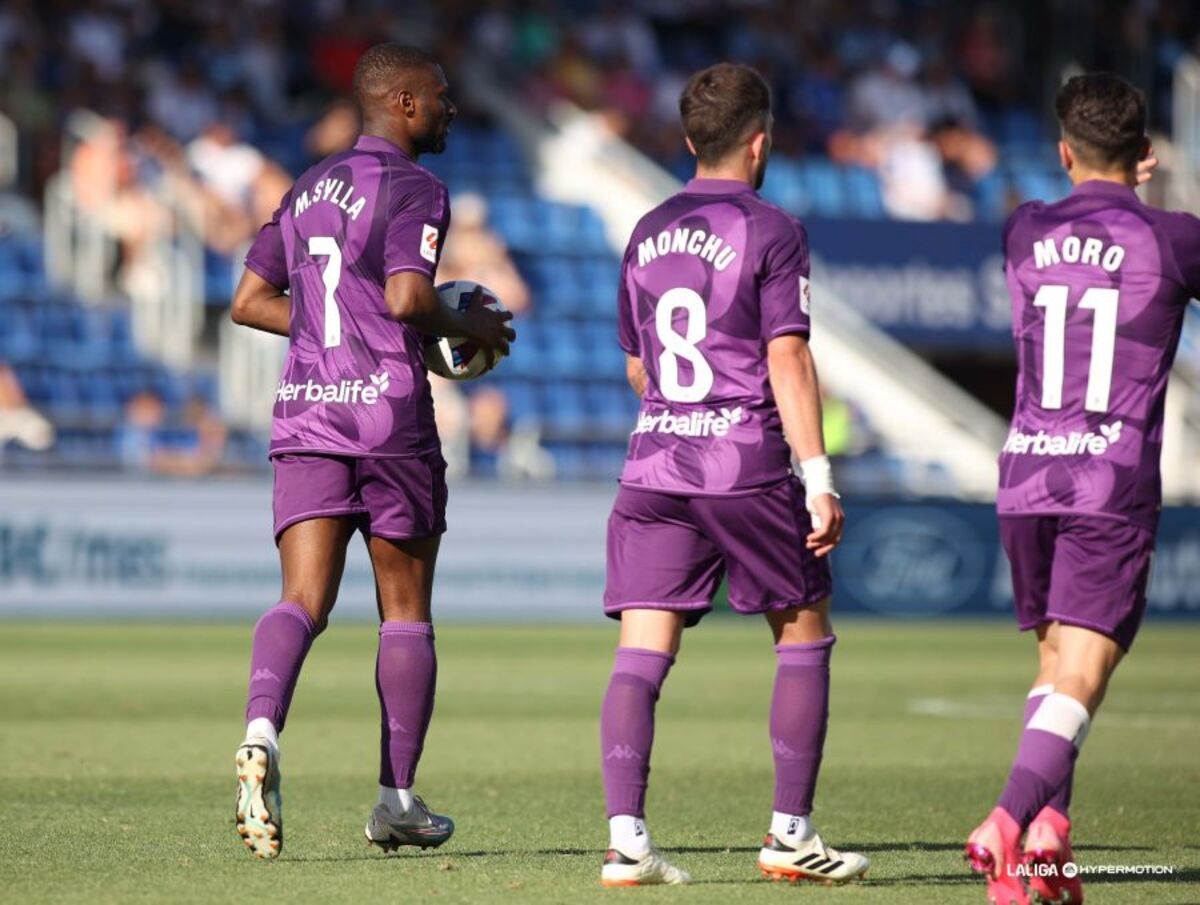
[436,193,531,316]
[0,364,54,451]
[468,385,555,480]
[118,389,228,477]
[186,123,291,257]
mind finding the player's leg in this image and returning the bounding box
[972,516,1150,903]
[600,488,717,886]
[356,453,454,851]
[237,516,355,859]
[363,532,455,850]
[599,609,690,887]
[692,478,867,883]
[966,516,1056,901]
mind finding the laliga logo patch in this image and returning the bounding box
[799,275,812,315]
[420,224,440,263]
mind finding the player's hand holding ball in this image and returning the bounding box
[424,280,516,380]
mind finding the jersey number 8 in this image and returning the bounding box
[655,288,714,403]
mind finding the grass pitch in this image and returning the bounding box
[0,620,1197,904]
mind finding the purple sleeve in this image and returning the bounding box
[759,215,812,341]
[617,241,638,355]
[244,188,292,289]
[384,176,450,280]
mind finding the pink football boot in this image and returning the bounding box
[965,807,1030,905]
[1024,806,1083,904]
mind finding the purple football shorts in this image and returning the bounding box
[999,514,1156,651]
[604,477,833,627]
[271,451,447,542]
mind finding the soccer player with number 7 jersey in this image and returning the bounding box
[965,73,1200,905]
[597,63,869,888]
[227,44,513,860]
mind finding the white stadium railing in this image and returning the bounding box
[42,110,204,367]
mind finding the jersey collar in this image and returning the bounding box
[354,134,413,160]
[1070,179,1137,200]
[683,177,757,195]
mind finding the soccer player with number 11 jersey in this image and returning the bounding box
[966,73,1200,905]
[597,63,869,887]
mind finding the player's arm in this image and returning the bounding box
[385,272,513,362]
[230,269,290,337]
[767,334,843,556]
[233,187,293,336]
[625,355,647,397]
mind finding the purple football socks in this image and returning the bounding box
[1024,688,1072,818]
[245,601,316,732]
[377,622,438,788]
[770,636,835,816]
[999,692,1089,828]
[600,647,675,818]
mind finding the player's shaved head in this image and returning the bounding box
[352,43,456,158]
[353,43,438,114]
[1056,73,1147,171]
[680,63,772,166]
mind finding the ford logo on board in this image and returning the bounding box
[835,507,988,617]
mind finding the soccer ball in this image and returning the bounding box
[423,280,508,381]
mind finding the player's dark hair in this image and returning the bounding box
[679,63,771,166]
[353,43,436,108]
[1055,73,1147,171]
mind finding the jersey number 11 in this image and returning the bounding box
[1033,284,1118,414]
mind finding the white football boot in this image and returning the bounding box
[235,739,282,859]
[601,847,692,887]
[758,831,869,884]
[365,796,455,851]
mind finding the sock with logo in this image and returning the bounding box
[770,636,836,817]
[245,601,316,735]
[998,692,1090,828]
[1023,684,1073,819]
[377,622,437,789]
[609,814,652,858]
[769,811,813,844]
[600,647,675,821]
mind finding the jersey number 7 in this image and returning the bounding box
[309,236,343,349]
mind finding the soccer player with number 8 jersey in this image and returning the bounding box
[965,73,1200,905]
[597,63,869,887]
[227,44,513,860]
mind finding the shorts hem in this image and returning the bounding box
[728,590,832,615]
[603,599,711,613]
[1043,611,1133,650]
[274,507,367,540]
[367,525,448,542]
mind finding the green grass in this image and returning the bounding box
[1,620,1197,904]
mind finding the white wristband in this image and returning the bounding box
[799,455,838,508]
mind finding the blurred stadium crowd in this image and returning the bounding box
[0,0,1197,478]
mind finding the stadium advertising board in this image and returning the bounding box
[1,478,1198,621]
[807,217,1012,349]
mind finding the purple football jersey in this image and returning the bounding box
[244,135,450,459]
[618,178,813,495]
[999,179,1200,529]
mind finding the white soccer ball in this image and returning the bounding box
[423,280,508,381]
